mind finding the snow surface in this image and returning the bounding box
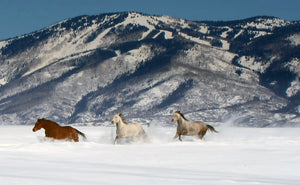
[220,27,233,38]
[0,40,8,49]
[250,30,271,39]
[153,30,173,39]
[198,25,209,34]
[288,33,300,46]
[0,125,300,185]
[286,79,300,97]
[234,30,244,39]
[0,78,7,86]
[178,32,211,46]
[285,58,300,97]
[19,12,180,78]
[237,56,272,73]
[220,39,230,50]
[242,18,288,30]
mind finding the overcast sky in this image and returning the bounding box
[0,0,299,41]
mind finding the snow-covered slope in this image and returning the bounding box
[0,12,299,126]
[0,125,300,184]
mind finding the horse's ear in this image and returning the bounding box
[118,113,121,116]
[175,110,180,114]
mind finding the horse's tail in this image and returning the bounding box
[76,129,87,141]
[207,125,218,133]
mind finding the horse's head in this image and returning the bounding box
[32,119,44,132]
[171,111,181,122]
[111,113,121,124]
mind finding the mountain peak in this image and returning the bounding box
[0,12,299,126]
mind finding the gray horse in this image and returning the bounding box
[171,111,218,141]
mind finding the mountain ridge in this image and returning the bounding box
[0,12,299,126]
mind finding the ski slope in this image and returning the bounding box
[0,125,299,185]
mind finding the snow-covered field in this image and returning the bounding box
[0,124,300,185]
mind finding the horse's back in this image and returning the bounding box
[191,121,206,129]
[133,122,145,134]
[62,125,75,131]
[119,122,145,137]
[47,123,76,139]
[183,121,208,135]
[44,120,62,129]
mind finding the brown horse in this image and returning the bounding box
[171,111,218,141]
[32,118,86,142]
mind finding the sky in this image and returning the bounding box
[0,0,299,41]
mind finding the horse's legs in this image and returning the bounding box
[114,136,119,144]
[173,133,179,140]
[67,138,72,142]
[198,129,207,140]
[140,133,148,142]
[73,134,79,142]
[71,130,79,142]
[174,132,183,141]
[178,134,182,141]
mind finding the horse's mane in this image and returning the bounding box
[118,114,128,124]
[175,111,188,121]
[39,118,60,126]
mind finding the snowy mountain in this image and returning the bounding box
[0,12,299,126]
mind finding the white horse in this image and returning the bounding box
[171,111,218,141]
[111,113,147,144]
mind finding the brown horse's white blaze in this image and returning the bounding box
[32,118,86,142]
[111,113,147,144]
[171,111,218,141]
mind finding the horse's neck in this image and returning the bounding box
[116,119,127,128]
[42,121,57,130]
[178,117,189,126]
[41,122,49,130]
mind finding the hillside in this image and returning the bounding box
[0,12,299,126]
